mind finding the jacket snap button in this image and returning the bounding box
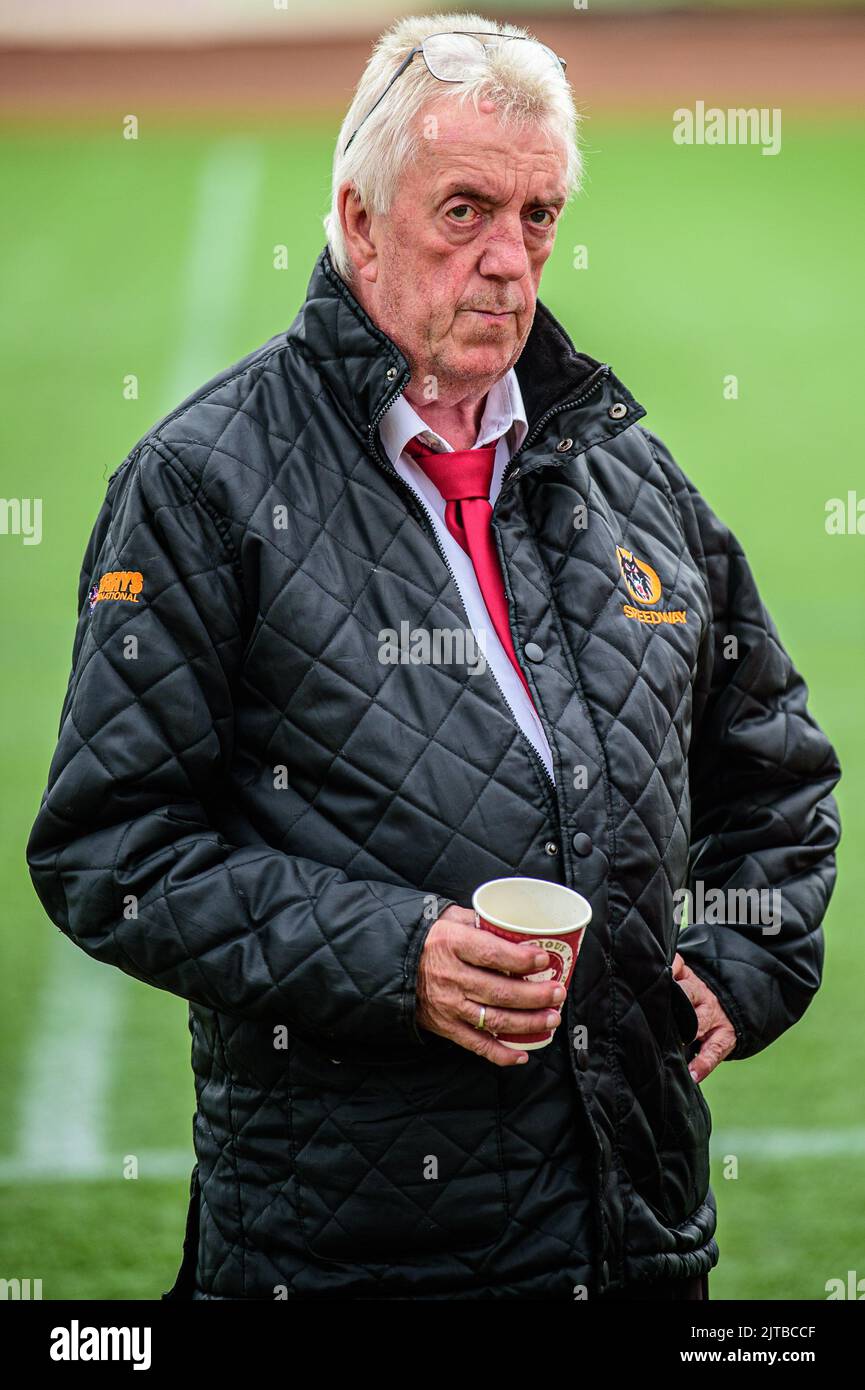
[574,1048,589,1072]
[385,366,398,380]
[524,641,545,663]
[608,402,628,420]
[572,832,592,856]
[544,840,559,856]
[555,437,573,453]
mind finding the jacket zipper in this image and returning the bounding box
[372,374,608,1264]
[488,362,617,1278]
[492,365,611,518]
[368,382,556,793]
[478,364,613,803]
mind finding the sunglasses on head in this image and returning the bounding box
[343,30,568,154]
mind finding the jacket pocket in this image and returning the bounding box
[288,1040,509,1262]
[643,978,711,1229]
[656,973,712,1223]
[659,1044,712,1222]
[670,976,700,1054]
[669,974,712,1137]
[161,1164,200,1300]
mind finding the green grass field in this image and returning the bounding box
[1,114,862,1300]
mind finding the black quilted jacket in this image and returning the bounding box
[27,247,841,1299]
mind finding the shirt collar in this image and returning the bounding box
[379,368,528,466]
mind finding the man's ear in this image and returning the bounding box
[338,183,378,285]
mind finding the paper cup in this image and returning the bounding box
[471,877,591,1050]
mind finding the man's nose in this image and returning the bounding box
[477,220,531,282]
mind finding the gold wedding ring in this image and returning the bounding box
[475,1003,487,1031]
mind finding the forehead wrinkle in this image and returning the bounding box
[427,151,566,208]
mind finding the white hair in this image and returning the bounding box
[324,11,583,282]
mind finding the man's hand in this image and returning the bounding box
[672,952,738,1083]
[416,905,566,1066]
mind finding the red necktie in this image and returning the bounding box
[404,436,536,705]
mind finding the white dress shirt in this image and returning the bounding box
[378,370,556,785]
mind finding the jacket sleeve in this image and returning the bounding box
[25,440,456,1049]
[643,427,842,1061]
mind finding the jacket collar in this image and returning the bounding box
[287,246,646,461]
[378,366,528,462]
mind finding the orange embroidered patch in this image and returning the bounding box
[616,546,687,625]
[89,571,143,610]
[622,603,687,625]
[616,546,662,606]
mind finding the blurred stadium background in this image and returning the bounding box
[1,0,862,1300]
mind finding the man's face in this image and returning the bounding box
[354,101,569,394]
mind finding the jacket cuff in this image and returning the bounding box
[402,894,460,1048]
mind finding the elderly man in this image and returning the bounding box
[27,15,840,1301]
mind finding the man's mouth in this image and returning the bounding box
[465,309,517,321]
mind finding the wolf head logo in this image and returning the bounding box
[616,547,662,606]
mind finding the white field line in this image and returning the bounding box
[710,1128,865,1160]
[14,943,126,1179]
[9,138,264,1187]
[162,136,265,406]
[0,1148,194,1184]
[2,1129,865,1185]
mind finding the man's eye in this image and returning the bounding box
[447,204,476,222]
[528,209,556,227]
